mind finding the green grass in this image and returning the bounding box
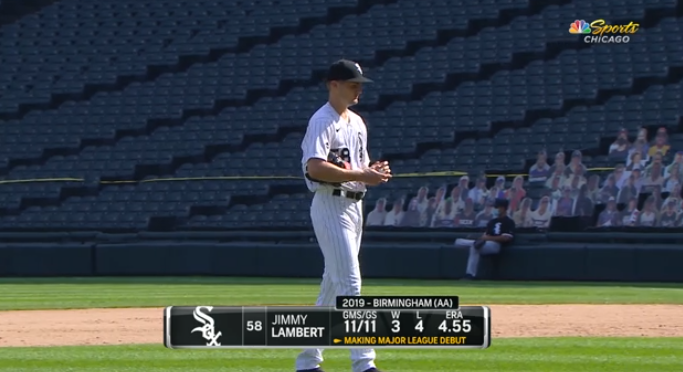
[0,277,682,310]
[1,277,682,371]
[0,338,681,372]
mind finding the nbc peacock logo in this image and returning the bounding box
[569,19,639,43]
[569,20,591,34]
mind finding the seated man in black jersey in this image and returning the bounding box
[454,198,516,280]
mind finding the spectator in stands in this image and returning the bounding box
[366,198,387,226]
[598,174,620,204]
[608,128,632,160]
[628,167,644,192]
[646,151,665,173]
[626,150,647,171]
[620,197,639,226]
[475,201,495,228]
[526,196,553,228]
[399,198,421,227]
[415,186,430,214]
[635,137,652,159]
[468,176,489,210]
[658,198,679,227]
[546,163,568,190]
[596,197,620,227]
[431,198,456,228]
[573,184,595,217]
[586,174,601,203]
[664,183,682,206]
[648,127,671,157]
[547,175,563,208]
[565,150,588,177]
[617,172,641,205]
[455,199,515,280]
[420,197,438,227]
[548,151,566,175]
[665,151,683,178]
[641,161,665,194]
[448,186,465,213]
[555,186,575,217]
[611,163,627,188]
[455,198,478,228]
[636,195,659,227]
[494,176,506,192]
[512,197,533,227]
[383,198,404,226]
[504,175,527,212]
[486,185,501,206]
[457,176,471,202]
[636,127,650,154]
[565,173,586,198]
[434,185,447,206]
[528,149,551,183]
[488,177,506,201]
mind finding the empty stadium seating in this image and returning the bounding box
[0,0,682,231]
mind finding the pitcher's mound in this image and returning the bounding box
[1,305,682,347]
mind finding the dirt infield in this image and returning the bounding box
[1,305,682,347]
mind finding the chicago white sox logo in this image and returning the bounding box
[191,306,222,346]
[493,222,502,235]
[354,63,363,75]
[358,132,364,164]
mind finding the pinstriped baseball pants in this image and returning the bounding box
[295,189,376,372]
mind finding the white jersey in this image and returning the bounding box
[301,102,370,193]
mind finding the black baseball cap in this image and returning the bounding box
[493,198,509,209]
[326,59,373,83]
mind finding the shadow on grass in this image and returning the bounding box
[0,276,681,290]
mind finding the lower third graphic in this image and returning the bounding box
[191,306,223,346]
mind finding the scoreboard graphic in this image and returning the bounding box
[163,296,491,349]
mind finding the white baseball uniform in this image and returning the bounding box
[296,102,376,372]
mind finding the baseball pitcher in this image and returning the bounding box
[297,59,390,372]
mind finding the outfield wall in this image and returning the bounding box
[1,233,682,282]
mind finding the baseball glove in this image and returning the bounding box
[326,151,351,170]
[304,151,351,186]
[473,239,486,250]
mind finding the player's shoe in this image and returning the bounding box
[296,369,325,372]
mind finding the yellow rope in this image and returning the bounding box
[0,167,615,185]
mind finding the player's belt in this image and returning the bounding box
[332,189,364,201]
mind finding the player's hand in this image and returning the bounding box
[356,167,391,186]
[370,161,391,175]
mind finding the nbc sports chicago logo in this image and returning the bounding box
[569,19,640,43]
